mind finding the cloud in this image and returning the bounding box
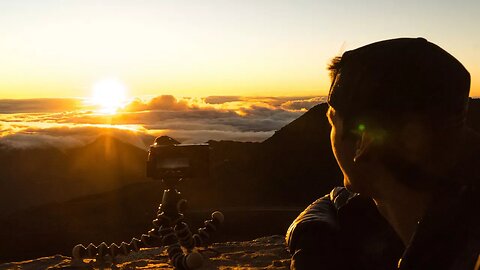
[149,129,274,144]
[0,98,84,114]
[124,95,190,112]
[0,124,152,150]
[280,96,327,111]
[0,132,92,150]
[202,96,322,109]
[0,95,326,149]
[204,96,242,104]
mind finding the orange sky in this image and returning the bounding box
[0,0,479,99]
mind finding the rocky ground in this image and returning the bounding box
[0,236,291,270]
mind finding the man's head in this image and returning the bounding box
[326,38,471,195]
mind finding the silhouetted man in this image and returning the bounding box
[286,38,480,269]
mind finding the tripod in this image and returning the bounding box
[71,176,224,270]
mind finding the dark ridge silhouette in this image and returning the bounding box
[260,103,342,204]
[1,99,479,262]
[0,135,149,215]
[467,98,480,131]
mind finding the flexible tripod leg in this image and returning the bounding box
[71,187,224,270]
[72,203,165,265]
[159,222,203,270]
[175,221,195,251]
[193,211,224,247]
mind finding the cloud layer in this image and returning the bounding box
[0,95,325,149]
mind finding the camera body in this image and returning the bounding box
[146,137,211,180]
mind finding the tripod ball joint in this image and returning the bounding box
[186,252,203,269]
[212,211,224,224]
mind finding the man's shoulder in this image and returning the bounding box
[285,187,361,253]
[286,187,403,270]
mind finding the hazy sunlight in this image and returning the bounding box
[91,79,128,114]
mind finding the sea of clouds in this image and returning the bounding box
[0,95,326,150]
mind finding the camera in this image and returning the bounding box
[146,136,211,180]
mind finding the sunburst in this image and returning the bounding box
[91,78,128,114]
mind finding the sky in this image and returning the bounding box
[0,1,479,148]
[0,0,479,99]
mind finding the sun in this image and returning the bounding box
[91,79,128,114]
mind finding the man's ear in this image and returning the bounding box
[353,132,375,163]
